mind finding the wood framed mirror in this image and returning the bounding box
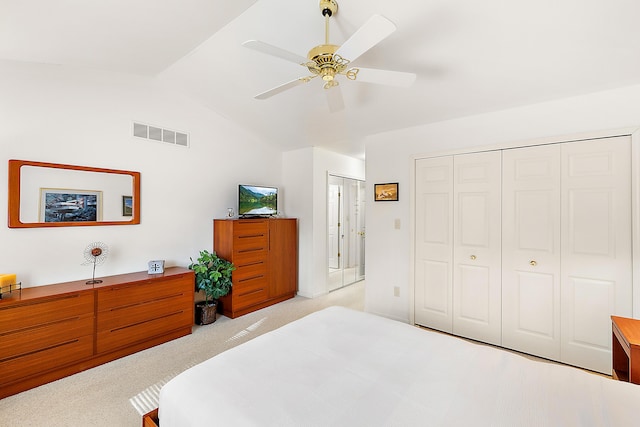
[8,159,141,228]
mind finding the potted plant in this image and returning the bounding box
[189,249,235,325]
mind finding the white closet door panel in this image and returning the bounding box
[568,189,613,256]
[453,151,502,345]
[458,193,490,246]
[415,259,451,317]
[502,145,561,360]
[561,136,632,374]
[458,264,490,323]
[515,191,555,251]
[415,156,454,332]
[423,193,450,246]
[565,277,614,346]
[513,271,555,333]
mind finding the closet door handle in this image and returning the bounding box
[530,260,537,267]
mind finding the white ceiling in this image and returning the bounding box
[2,0,640,158]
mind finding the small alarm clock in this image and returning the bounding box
[147,260,165,274]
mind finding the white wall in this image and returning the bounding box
[282,148,314,297]
[0,61,283,287]
[283,147,364,298]
[365,83,640,322]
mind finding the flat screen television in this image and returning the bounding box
[238,185,278,217]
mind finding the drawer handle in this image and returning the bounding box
[238,275,264,283]
[470,255,476,260]
[239,288,264,297]
[238,247,265,253]
[1,338,80,364]
[238,261,265,268]
[3,316,83,336]
[530,260,537,267]
[238,234,265,239]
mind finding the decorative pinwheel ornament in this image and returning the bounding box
[83,241,109,284]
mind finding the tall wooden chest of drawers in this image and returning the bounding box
[214,218,297,318]
[0,267,193,399]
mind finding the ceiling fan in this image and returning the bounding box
[243,0,416,112]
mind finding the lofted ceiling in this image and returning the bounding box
[2,0,640,158]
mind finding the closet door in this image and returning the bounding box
[452,151,502,345]
[502,145,561,360]
[414,156,454,332]
[561,136,632,374]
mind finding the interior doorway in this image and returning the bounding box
[328,174,366,291]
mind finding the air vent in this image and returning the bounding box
[132,122,189,148]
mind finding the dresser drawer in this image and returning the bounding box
[97,308,192,354]
[233,236,268,257]
[233,248,268,266]
[233,275,268,309]
[97,275,191,312]
[234,219,268,236]
[0,292,94,334]
[233,221,268,255]
[0,314,94,361]
[233,259,268,281]
[97,291,192,332]
[0,335,94,386]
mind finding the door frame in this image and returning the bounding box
[326,172,366,292]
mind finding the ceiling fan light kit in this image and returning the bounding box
[243,0,416,110]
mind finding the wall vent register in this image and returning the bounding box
[133,122,189,147]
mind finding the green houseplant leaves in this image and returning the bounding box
[188,250,235,305]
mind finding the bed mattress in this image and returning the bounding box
[159,306,640,426]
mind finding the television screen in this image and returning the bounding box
[238,185,278,217]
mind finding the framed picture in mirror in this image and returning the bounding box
[122,195,133,217]
[39,188,103,222]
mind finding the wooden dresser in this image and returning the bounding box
[214,218,297,318]
[0,267,193,399]
[611,315,640,384]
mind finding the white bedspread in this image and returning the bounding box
[159,306,640,426]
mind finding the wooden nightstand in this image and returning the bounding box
[611,316,640,384]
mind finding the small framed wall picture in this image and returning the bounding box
[122,195,133,217]
[374,183,399,201]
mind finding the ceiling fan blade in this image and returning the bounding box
[325,86,345,113]
[334,15,396,63]
[354,67,416,87]
[254,77,314,100]
[242,40,308,65]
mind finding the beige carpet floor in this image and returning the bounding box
[0,281,365,427]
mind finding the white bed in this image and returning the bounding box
[158,306,640,426]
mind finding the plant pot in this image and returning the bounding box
[195,301,218,325]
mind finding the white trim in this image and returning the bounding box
[325,170,332,294]
[632,128,640,319]
[326,171,366,294]
[326,170,366,182]
[408,155,417,325]
[411,126,640,160]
